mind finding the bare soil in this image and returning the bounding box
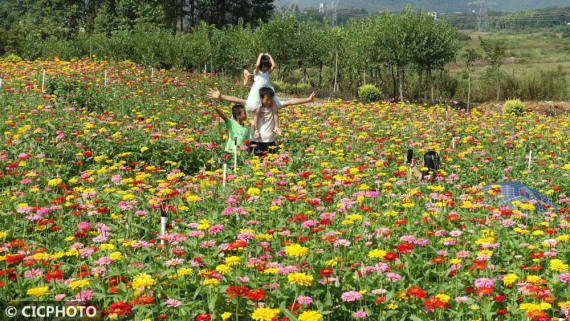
[478,101,570,116]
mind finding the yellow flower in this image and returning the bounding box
[285,244,308,256]
[109,251,123,260]
[132,273,156,289]
[225,256,241,266]
[435,294,450,303]
[100,243,115,250]
[298,310,323,321]
[0,231,8,239]
[251,307,280,321]
[177,268,193,276]
[27,286,49,297]
[216,264,231,275]
[48,178,62,186]
[203,279,219,288]
[288,272,313,286]
[387,303,398,310]
[550,259,568,272]
[368,249,387,259]
[68,280,89,290]
[221,312,232,321]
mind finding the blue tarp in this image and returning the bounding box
[481,181,557,212]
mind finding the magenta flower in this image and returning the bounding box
[353,310,367,318]
[341,291,362,302]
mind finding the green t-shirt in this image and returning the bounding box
[224,118,251,153]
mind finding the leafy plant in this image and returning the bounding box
[358,84,382,103]
[503,99,525,115]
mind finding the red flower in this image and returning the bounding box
[5,254,23,265]
[196,313,211,321]
[396,242,414,254]
[492,295,506,302]
[226,286,250,299]
[383,252,399,262]
[157,314,169,319]
[83,151,92,157]
[131,296,153,305]
[431,257,446,264]
[105,301,132,317]
[475,287,494,295]
[45,269,62,281]
[319,268,333,277]
[375,297,385,304]
[406,287,427,298]
[496,309,507,315]
[246,289,266,301]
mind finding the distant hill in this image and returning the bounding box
[282,0,570,13]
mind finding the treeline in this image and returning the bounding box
[0,6,459,103]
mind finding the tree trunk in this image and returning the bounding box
[417,70,422,103]
[363,68,366,85]
[318,62,323,88]
[497,67,500,101]
[179,0,183,33]
[190,0,194,28]
[391,65,396,100]
[467,68,471,110]
[398,66,404,102]
[333,50,338,93]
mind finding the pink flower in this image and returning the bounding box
[297,296,313,304]
[474,278,494,288]
[386,273,401,282]
[166,299,182,308]
[341,291,362,302]
[353,310,367,318]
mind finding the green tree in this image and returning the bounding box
[462,48,481,109]
[480,36,506,101]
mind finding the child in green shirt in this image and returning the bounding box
[211,103,251,153]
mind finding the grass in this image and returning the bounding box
[449,29,570,99]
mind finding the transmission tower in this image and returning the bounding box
[329,0,339,26]
[469,0,495,31]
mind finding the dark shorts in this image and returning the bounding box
[251,141,276,157]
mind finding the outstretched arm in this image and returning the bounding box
[207,89,246,105]
[266,53,276,72]
[254,53,263,76]
[210,104,229,123]
[281,92,315,107]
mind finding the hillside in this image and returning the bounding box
[284,0,570,13]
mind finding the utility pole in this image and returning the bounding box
[329,0,338,26]
[469,0,494,32]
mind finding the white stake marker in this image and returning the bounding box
[528,149,532,171]
[41,69,46,92]
[223,163,227,188]
[160,202,168,246]
[151,67,154,78]
[104,70,108,87]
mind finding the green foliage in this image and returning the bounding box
[2,53,22,63]
[45,77,107,114]
[358,84,382,103]
[503,99,525,115]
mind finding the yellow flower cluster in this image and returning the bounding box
[549,259,568,272]
[68,280,89,290]
[27,286,49,297]
[298,311,323,321]
[503,273,519,286]
[368,249,387,259]
[285,243,308,256]
[519,302,551,312]
[288,272,313,286]
[132,273,156,289]
[251,307,279,321]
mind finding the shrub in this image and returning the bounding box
[3,53,22,63]
[358,84,382,103]
[503,99,525,115]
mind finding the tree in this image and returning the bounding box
[462,48,481,109]
[480,36,506,101]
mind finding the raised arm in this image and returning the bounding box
[266,53,276,72]
[254,53,263,76]
[210,104,229,122]
[281,92,315,108]
[207,89,246,105]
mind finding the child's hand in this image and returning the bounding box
[309,92,315,102]
[207,89,220,100]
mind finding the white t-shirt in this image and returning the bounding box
[250,105,282,143]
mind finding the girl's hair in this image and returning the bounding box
[422,151,440,180]
[259,55,272,70]
[231,104,245,120]
[243,62,249,69]
[259,87,275,99]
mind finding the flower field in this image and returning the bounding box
[0,58,569,321]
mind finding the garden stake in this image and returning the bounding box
[160,202,168,246]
